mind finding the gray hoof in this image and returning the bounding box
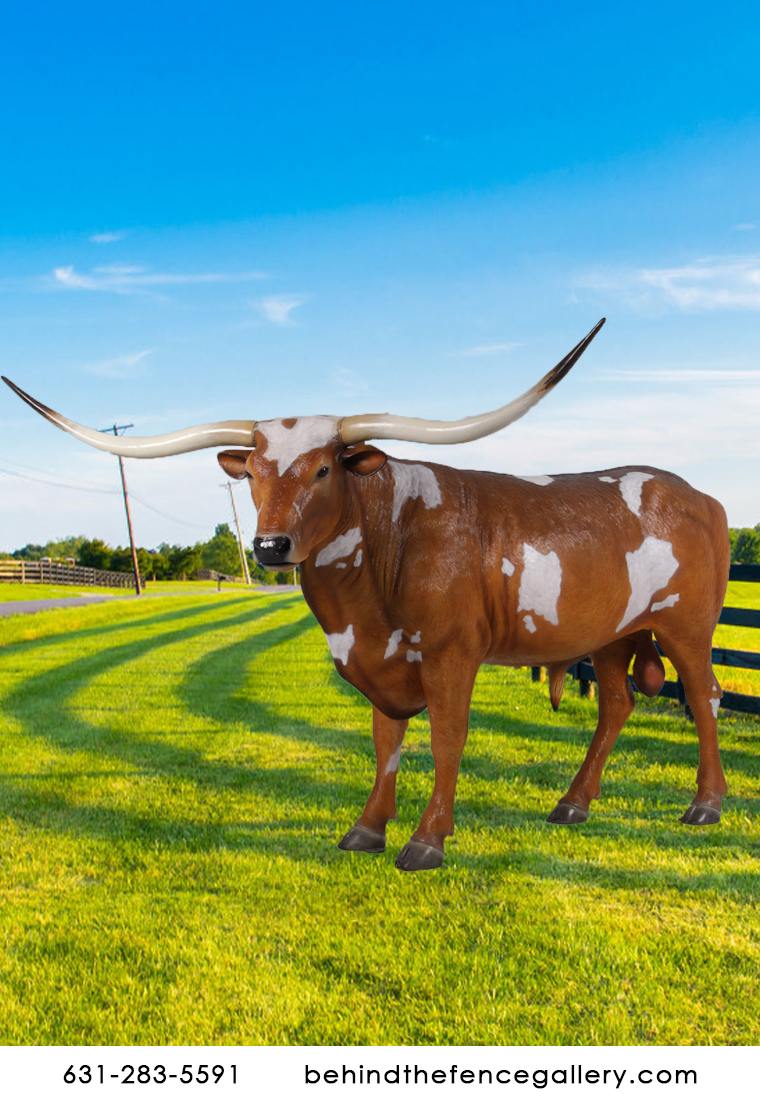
[680,802,721,826]
[338,824,386,854]
[547,801,589,825]
[394,839,444,872]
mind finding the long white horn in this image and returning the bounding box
[339,318,605,445]
[2,377,255,458]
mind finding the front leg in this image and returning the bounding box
[395,665,476,872]
[338,706,408,855]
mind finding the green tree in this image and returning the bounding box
[149,551,171,580]
[13,536,89,563]
[201,523,243,578]
[732,527,760,564]
[166,544,203,579]
[78,539,114,570]
[12,542,46,561]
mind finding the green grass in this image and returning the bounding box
[108,579,281,595]
[0,590,758,1046]
[0,584,93,601]
[0,579,290,601]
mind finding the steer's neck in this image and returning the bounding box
[299,471,400,635]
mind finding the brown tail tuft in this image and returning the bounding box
[548,665,567,711]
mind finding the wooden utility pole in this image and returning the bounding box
[101,423,142,596]
[223,482,251,585]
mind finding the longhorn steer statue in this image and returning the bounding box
[3,319,730,872]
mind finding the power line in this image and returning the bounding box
[221,481,251,585]
[127,490,209,530]
[99,423,142,598]
[0,464,120,495]
[0,455,258,544]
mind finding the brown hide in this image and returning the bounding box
[220,432,730,870]
[303,461,727,718]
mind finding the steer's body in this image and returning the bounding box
[262,445,728,869]
[300,459,727,705]
[3,319,732,871]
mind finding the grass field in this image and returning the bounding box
[0,579,279,602]
[0,589,758,1046]
[0,585,93,602]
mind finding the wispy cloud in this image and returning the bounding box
[89,230,125,244]
[576,255,760,312]
[453,342,523,357]
[51,263,267,294]
[329,367,369,398]
[86,349,154,378]
[256,294,306,325]
[733,223,756,232]
[393,380,760,487]
[597,368,760,383]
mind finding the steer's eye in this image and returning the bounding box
[316,466,329,478]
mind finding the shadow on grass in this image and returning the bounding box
[0,595,390,858]
[176,627,760,889]
[0,591,303,659]
[2,590,758,887]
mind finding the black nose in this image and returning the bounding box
[254,535,293,563]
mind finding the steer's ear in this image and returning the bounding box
[217,450,251,480]
[339,444,387,476]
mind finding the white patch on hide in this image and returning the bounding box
[517,543,562,626]
[315,526,362,567]
[710,698,720,718]
[524,615,537,633]
[599,475,617,483]
[384,629,403,659]
[335,562,347,569]
[501,557,515,576]
[257,416,339,475]
[616,536,679,633]
[618,471,655,516]
[354,549,362,567]
[389,461,442,520]
[712,685,718,693]
[516,474,554,486]
[325,624,355,666]
[652,592,680,612]
[406,649,422,662]
[384,746,402,775]
[410,630,421,643]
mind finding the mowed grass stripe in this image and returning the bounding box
[0,592,758,1045]
[0,594,311,836]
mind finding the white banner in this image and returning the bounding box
[1,1044,755,1120]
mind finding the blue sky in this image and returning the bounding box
[1,0,759,550]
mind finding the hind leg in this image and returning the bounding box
[547,638,636,824]
[656,635,726,825]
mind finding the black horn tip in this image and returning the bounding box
[1,376,63,424]
[2,376,34,404]
[543,318,606,390]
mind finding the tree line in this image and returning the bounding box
[1,523,296,584]
[4,522,759,577]
[729,525,760,565]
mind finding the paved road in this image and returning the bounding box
[0,595,116,617]
[0,585,301,617]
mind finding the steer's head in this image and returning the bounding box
[217,417,386,570]
[2,320,604,570]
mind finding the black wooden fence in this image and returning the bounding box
[533,563,760,717]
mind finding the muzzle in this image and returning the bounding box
[254,535,293,566]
